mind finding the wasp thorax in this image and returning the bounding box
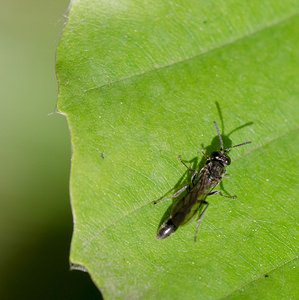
[211,151,231,166]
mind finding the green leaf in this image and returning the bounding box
[56,0,299,299]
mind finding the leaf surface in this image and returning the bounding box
[56,0,299,299]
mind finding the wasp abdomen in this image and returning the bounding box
[156,219,177,240]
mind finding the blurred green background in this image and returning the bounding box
[0,1,101,298]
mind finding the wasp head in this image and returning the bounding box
[212,121,251,167]
[210,151,231,167]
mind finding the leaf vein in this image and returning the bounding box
[83,12,299,93]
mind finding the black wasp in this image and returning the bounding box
[153,122,251,242]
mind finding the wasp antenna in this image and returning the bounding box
[213,121,223,150]
[225,141,252,152]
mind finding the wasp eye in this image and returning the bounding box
[226,156,231,166]
[211,151,219,158]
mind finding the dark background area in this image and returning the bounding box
[0,1,101,298]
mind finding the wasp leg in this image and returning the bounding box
[224,174,230,178]
[152,185,189,205]
[208,190,236,199]
[190,171,198,185]
[178,155,197,172]
[194,201,209,243]
[178,156,198,185]
[201,147,209,159]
